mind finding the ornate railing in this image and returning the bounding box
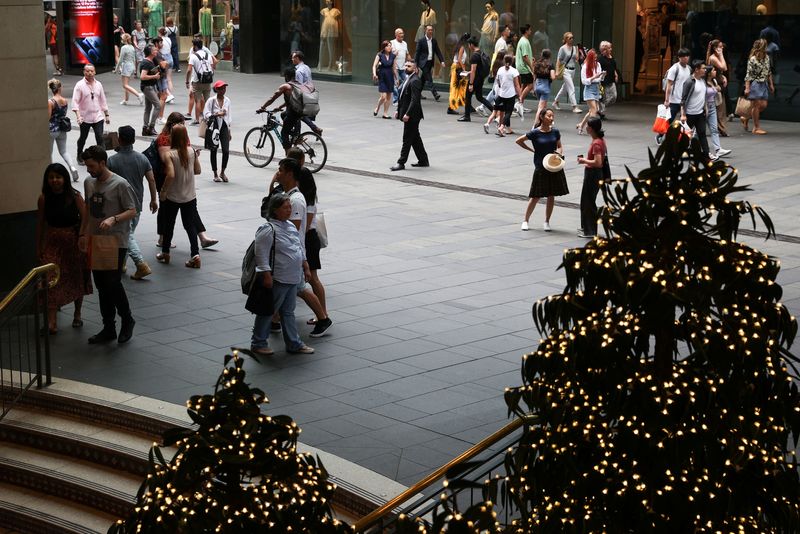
[0,264,59,421]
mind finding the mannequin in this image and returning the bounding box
[478,1,498,56]
[416,0,437,42]
[146,0,163,39]
[199,0,213,47]
[318,0,341,71]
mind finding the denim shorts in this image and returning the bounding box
[583,82,600,102]
[535,79,551,100]
[748,80,769,101]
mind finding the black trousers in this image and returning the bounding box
[465,78,492,118]
[397,118,428,165]
[160,198,201,256]
[92,248,131,330]
[580,167,602,236]
[281,111,301,150]
[684,112,710,155]
[209,121,230,173]
[77,120,104,157]
[420,63,439,97]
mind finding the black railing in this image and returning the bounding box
[353,416,532,532]
[0,264,59,421]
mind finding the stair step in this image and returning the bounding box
[0,481,117,534]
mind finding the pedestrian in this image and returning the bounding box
[258,67,301,155]
[185,38,216,126]
[45,15,61,76]
[514,24,535,119]
[576,49,604,134]
[533,48,556,116]
[391,28,409,105]
[72,64,110,166]
[230,16,240,71]
[151,36,170,125]
[446,33,470,116]
[157,124,206,268]
[515,108,568,232]
[204,80,232,182]
[132,20,147,72]
[461,36,492,122]
[36,163,92,334]
[157,28,175,103]
[658,47,691,144]
[705,39,729,136]
[372,40,397,119]
[484,54,520,136]
[249,192,315,356]
[107,125,157,280]
[576,117,610,239]
[597,41,619,118]
[743,38,774,135]
[705,66,731,161]
[47,79,79,182]
[291,51,322,135]
[680,59,712,160]
[117,34,144,106]
[165,17,180,72]
[139,45,162,136]
[553,32,581,113]
[113,14,124,69]
[78,145,137,344]
[391,59,429,171]
[414,25,445,101]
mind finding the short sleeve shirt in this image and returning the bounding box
[286,187,307,252]
[515,36,533,74]
[84,173,137,244]
[495,66,519,98]
[470,51,484,78]
[188,50,212,83]
[107,147,152,212]
[139,58,158,89]
[525,127,561,170]
[391,39,408,69]
[666,62,691,103]
[587,138,607,162]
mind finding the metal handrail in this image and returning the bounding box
[0,264,60,313]
[352,416,529,532]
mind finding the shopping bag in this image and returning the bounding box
[735,97,752,119]
[652,104,670,135]
[89,234,120,271]
[678,120,694,141]
[316,212,328,248]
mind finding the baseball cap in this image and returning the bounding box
[213,80,228,90]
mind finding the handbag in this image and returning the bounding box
[244,223,276,316]
[89,234,121,271]
[735,96,752,119]
[556,63,565,80]
[652,104,671,135]
[198,118,208,139]
[316,212,328,248]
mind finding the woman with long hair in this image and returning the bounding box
[35,163,92,333]
[705,66,732,161]
[576,117,610,239]
[447,33,471,116]
[157,124,207,268]
[744,38,774,135]
[485,54,520,136]
[47,79,79,182]
[533,48,555,115]
[705,39,728,136]
[515,108,568,231]
[372,40,397,119]
[577,49,604,134]
[117,34,143,105]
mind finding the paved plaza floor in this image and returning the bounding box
[44,67,800,487]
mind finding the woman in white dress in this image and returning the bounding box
[117,34,143,105]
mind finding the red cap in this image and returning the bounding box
[213,80,228,89]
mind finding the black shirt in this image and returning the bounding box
[598,55,618,86]
[139,58,158,89]
[44,194,81,228]
[470,51,485,80]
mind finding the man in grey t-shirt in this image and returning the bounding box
[657,47,691,144]
[107,125,157,280]
[79,145,138,345]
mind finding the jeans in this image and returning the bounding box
[392,69,407,103]
[92,248,132,330]
[127,212,143,266]
[251,281,304,351]
[50,130,78,173]
[209,121,230,173]
[77,120,104,157]
[142,86,161,129]
[684,112,709,156]
[160,198,200,256]
[554,68,577,106]
[706,103,721,153]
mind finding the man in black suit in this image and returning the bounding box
[391,59,429,171]
[413,25,445,101]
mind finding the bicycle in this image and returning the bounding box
[243,110,328,173]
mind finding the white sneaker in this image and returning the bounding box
[137,94,144,105]
[155,118,166,125]
[514,102,523,118]
[543,221,552,232]
[476,105,487,117]
[523,106,532,113]
[710,154,719,162]
[554,101,561,110]
[572,106,583,113]
[520,221,529,231]
[165,94,175,104]
[120,100,128,106]
[717,148,732,157]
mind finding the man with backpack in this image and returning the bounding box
[658,47,691,145]
[461,36,492,122]
[258,67,312,155]
[185,38,217,126]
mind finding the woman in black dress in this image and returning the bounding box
[371,40,397,119]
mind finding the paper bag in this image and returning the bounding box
[652,104,670,135]
[89,234,120,271]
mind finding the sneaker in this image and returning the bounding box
[165,94,175,104]
[71,168,79,182]
[476,105,487,117]
[577,231,595,238]
[709,154,719,162]
[717,148,732,157]
[190,119,200,125]
[120,100,128,106]
[250,346,274,356]
[270,322,282,334]
[77,157,85,166]
[155,117,166,125]
[655,134,663,146]
[572,106,583,113]
[554,101,561,110]
[520,221,529,231]
[309,317,333,338]
[543,221,552,232]
[523,106,532,113]
[137,94,144,105]
[289,345,315,354]
[130,262,152,280]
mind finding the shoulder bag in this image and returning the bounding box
[245,223,276,316]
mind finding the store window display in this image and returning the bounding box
[199,0,213,46]
[318,0,341,72]
[416,0,437,41]
[145,0,164,38]
[478,1,499,57]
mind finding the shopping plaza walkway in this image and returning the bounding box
[45,67,800,487]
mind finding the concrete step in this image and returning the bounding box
[0,481,117,534]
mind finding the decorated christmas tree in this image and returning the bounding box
[499,122,800,531]
[109,351,349,533]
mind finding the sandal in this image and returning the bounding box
[156,252,170,264]
[740,117,749,131]
[213,175,222,182]
[72,318,83,328]
[185,255,201,268]
[220,173,229,182]
[753,129,767,135]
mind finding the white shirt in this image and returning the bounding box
[202,95,232,127]
[159,36,171,57]
[494,36,507,54]
[391,38,408,69]
[685,78,706,115]
[426,37,433,61]
[666,62,691,104]
[495,66,519,98]
[188,48,213,83]
[286,187,307,253]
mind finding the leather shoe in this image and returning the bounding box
[118,318,135,344]
[411,162,429,167]
[390,164,405,171]
[446,108,459,115]
[457,116,471,122]
[88,329,117,344]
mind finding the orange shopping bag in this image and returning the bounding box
[652,104,671,135]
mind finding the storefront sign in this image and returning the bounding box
[64,0,113,67]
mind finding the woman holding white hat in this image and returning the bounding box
[203,79,232,182]
[515,108,568,232]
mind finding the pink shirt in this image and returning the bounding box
[71,78,108,124]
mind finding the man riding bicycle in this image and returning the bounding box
[258,67,306,155]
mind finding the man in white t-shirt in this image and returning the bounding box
[391,28,409,104]
[185,38,217,124]
[657,47,691,144]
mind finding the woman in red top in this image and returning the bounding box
[576,117,609,238]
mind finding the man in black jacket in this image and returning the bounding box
[414,25,445,101]
[391,60,429,171]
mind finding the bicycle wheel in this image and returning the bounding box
[293,131,327,173]
[243,127,275,168]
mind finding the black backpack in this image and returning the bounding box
[479,52,491,79]
[142,139,165,188]
[196,51,214,84]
